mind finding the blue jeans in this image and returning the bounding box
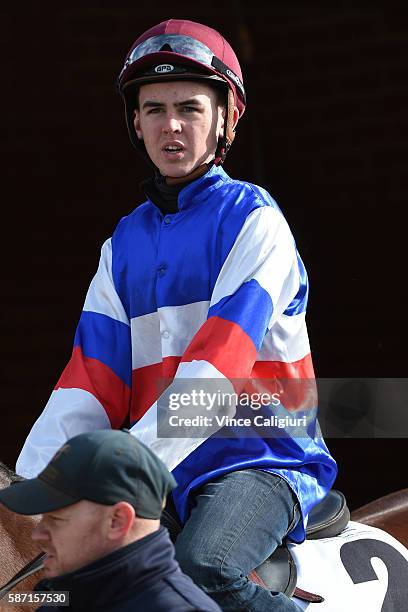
[161,469,302,611]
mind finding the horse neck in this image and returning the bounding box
[0,463,44,604]
[351,488,408,548]
[0,505,41,573]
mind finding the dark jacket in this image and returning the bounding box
[35,527,220,611]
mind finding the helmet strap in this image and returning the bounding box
[214,89,236,166]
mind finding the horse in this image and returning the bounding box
[1,459,407,611]
[350,488,408,547]
[0,463,43,612]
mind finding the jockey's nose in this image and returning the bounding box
[162,115,182,134]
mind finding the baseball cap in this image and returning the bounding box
[0,430,177,519]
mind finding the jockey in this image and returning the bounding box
[16,19,337,611]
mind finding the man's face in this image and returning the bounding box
[133,80,226,177]
[31,500,109,577]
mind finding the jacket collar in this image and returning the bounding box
[35,527,178,610]
[177,163,229,211]
[143,164,230,215]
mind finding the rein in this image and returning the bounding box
[0,552,45,600]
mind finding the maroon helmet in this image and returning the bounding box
[117,19,246,166]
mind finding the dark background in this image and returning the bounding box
[2,3,407,510]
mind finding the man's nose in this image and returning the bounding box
[32,522,50,542]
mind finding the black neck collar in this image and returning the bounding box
[141,162,214,215]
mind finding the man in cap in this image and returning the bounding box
[16,18,337,611]
[0,430,220,611]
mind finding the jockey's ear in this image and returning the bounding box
[107,501,135,540]
[133,110,143,141]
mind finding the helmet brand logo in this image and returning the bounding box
[226,68,243,88]
[155,64,174,73]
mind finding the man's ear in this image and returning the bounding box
[133,109,143,141]
[107,502,135,541]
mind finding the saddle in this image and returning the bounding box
[249,489,350,603]
[163,488,350,604]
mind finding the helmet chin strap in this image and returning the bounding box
[214,89,236,166]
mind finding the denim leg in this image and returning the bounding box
[174,469,302,612]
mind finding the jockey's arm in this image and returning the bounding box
[16,239,131,478]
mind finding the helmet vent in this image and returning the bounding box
[160,43,173,52]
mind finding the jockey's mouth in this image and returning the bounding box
[162,141,185,155]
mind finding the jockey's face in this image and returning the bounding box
[31,500,110,577]
[133,80,228,177]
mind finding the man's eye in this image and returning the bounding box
[183,106,197,113]
[147,108,162,114]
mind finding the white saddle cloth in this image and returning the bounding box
[289,521,408,611]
